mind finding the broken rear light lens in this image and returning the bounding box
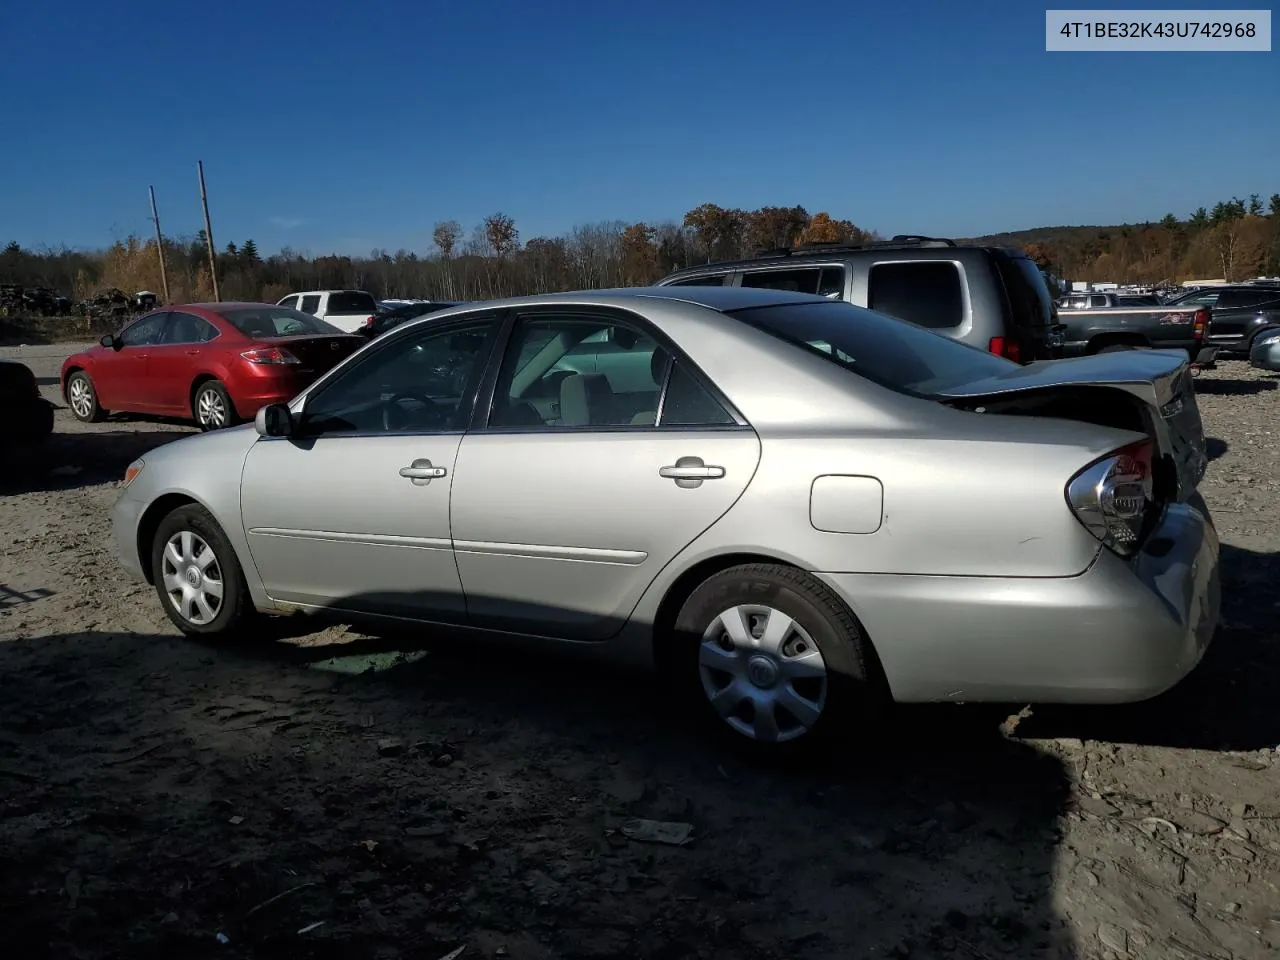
[240,347,300,365]
[1065,440,1156,557]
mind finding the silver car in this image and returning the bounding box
[111,287,1220,750]
[1250,328,1280,371]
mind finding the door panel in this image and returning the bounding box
[150,311,220,413]
[450,431,760,640]
[104,311,170,409]
[241,434,466,619]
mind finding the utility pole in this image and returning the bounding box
[148,186,171,304]
[197,160,220,302]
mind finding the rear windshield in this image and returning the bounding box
[995,255,1055,327]
[729,300,1015,398]
[327,292,378,314]
[219,307,344,338]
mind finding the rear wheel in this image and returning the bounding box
[193,380,236,431]
[66,371,106,422]
[151,504,257,637]
[670,563,885,754]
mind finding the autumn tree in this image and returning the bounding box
[620,223,660,285]
[795,212,865,246]
[483,213,519,257]
[432,220,461,258]
[682,203,745,261]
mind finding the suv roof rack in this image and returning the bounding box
[750,234,959,259]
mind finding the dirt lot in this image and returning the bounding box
[2,346,1279,960]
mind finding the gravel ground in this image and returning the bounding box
[2,346,1279,960]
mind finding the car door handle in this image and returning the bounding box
[660,456,724,488]
[185,349,200,356]
[399,458,447,485]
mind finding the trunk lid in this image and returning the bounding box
[261,334,364,374]
[937,350,1207,502]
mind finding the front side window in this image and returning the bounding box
[729,300,1014,398]
[120,312,169,346]
[667,274,727,287]
[741,267,823,293]
[219,307,343,338]
[278,295,300,310]
[299,319,497,436]
[866,261,965,329]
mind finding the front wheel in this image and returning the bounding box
[193,380,237,431]
[670,563,885,753]
[66,371,106,422]
[151,504,257,637]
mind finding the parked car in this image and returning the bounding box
[359,301,463,339]
[1163,284,1280,359]
[1054,298,1215,362]
[60,303,364,431]
[1249,328,1280,371]
[657,235,1066,363]
[0,359,55,464]
[276,290,380,333]
[1057,292,1161,309]
[111,287,1218,752]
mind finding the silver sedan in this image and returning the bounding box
[1250,328,1280,371]
[111,287,1220,750]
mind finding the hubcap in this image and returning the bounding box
[698,604,828,743]
[197,388,226,427]
[160,530,224,625]
[69,378,92,418]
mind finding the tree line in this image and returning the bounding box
[2,193,1277,311]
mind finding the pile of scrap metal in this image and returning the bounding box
[0,284,73,317]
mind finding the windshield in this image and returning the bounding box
[727,300,1017,398]
[219,307,344,338]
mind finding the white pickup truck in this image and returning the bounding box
[277,290,380,333]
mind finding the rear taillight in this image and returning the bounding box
[989,336,1022,363]
[1192,308,1209,341]
[1066,440,1156,557]
[240,347,300,365]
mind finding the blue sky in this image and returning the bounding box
[0,0,1275,255]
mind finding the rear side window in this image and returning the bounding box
[1218,289,1280,309]
[867,261,965,329]
[667,274,727,287]
[327,292,378,313]
[730,300,1013,399]
[299,294,321,314]
[741,266,844,296]
[994,256,1055,327]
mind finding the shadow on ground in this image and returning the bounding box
[0,616,1080,959]
[2,428,191,494]
[1016,541,1280,753]
[1205,437,1228,461]
[1194,378,1277,396]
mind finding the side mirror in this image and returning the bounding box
[100,333,121,350]
[255,403,295,438]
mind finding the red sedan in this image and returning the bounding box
[60,303,365,430]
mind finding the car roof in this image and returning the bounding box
[419,286,833,318]
[660,242,1025,280]
[165,302,281,312]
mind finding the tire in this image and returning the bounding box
[669,563,885,755]
[192,380,237,431]
[66,371,106,422]
[151,504,257,638]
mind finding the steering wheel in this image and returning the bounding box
[381,392,448,431]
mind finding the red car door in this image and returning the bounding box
[94,311,170,411]
[148,310,222,414]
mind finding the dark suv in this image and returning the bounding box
[657,236,1065,363]
[1164,284,1280,358]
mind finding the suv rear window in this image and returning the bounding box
[327,292,378,314]
[1218,288,1280,309]
[728,300,1013,399]
[994,256,1055,327]
[866,261,964,329]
